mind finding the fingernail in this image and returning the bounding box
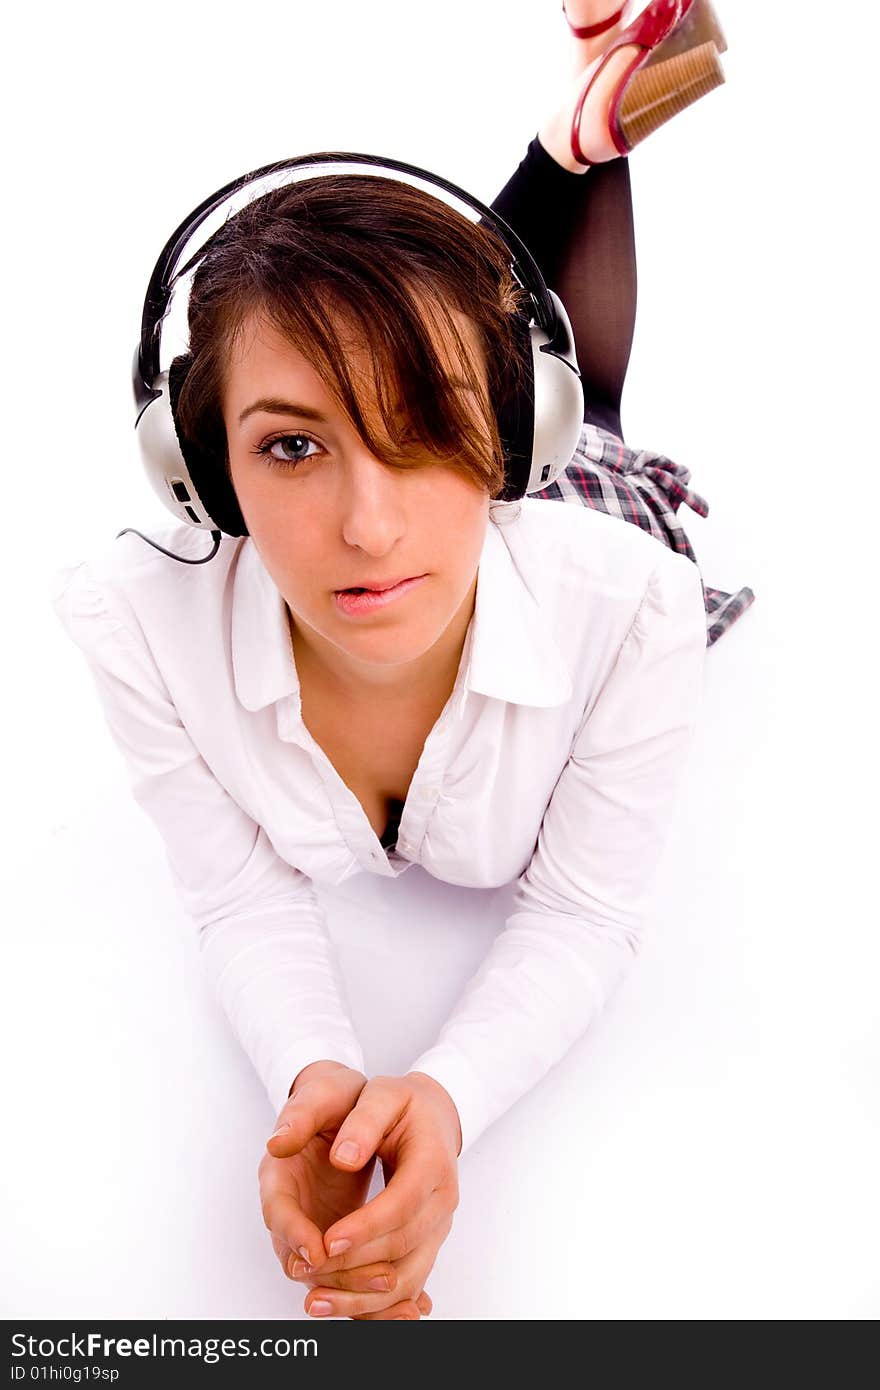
[297,1245,311,1262]
[269,1123,290,1140]
[367,1275,390,1291]
[292,1259,312,1278]
[328,1238,352,1257]
[308,1300,333,1317]
[334,1140,360,1163]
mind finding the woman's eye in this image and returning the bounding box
[257,433,321,469]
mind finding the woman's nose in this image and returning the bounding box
[339,449,408,555]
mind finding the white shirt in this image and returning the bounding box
[49,492,707,1156]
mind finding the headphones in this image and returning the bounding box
[125,150,585,565]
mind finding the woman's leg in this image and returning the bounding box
[489,137,637,440]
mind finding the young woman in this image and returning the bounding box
[51,0,752,1321]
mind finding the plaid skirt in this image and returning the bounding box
[532,421,755,648]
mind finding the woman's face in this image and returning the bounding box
[223,310,491,688]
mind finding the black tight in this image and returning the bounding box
[488,135,637,441]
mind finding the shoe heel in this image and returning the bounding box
[617,39,725,151]
[644,0,728,67]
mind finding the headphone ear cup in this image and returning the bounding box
[496,292,584,501]
[525,291,584,494]
[165,351,193,418]
[495,311,537,502]
[151,354,249,537]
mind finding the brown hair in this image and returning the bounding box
[170,173,534,501]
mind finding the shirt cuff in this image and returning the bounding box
[265,1039,366,1121]
[405,1045,491,1159]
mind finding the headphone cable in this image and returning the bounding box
[115,526,223,563]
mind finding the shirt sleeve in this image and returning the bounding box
[407,551,708,1156]
[49,559,365,1117]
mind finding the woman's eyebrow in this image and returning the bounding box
[238,379,476,429]
[238,397,328,427]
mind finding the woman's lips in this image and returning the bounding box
[334,574,428,616]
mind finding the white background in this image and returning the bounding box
[3,0,878,1320]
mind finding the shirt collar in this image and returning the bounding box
[230,514,573,715]
[463,516,573,707]
[230,539,300,714]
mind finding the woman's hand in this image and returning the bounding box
[259,1060,433,1319]
[268,1070,461,1320]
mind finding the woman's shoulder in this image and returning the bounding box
[49,523,243,631]
[48,522,246,677]
[490,495,705,678]
[500,494,692,604]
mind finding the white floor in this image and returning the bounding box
[3,0,878,1322]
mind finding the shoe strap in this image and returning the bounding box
[562,2,627,38]
[570,37,647,165]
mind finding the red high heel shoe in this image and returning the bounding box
[561,2,635,40]
[570,0,728,167]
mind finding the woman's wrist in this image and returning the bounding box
[406,1070,463,1157]
[288,1058,365,1097]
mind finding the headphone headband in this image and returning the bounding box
[134,150,566,419]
